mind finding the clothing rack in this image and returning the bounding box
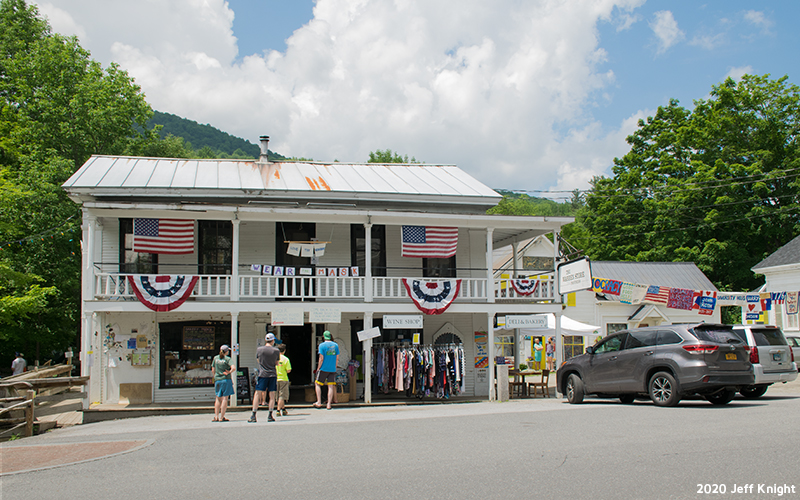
[371,343,466,399]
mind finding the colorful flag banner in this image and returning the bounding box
[133,219,194,254]
[668,288,695,310]
[787,292,799,314]
[592,278,623,295]
[510,279,539,296]
[692,291,717,316]
[287,242,301,256]
[644,285,670,304]
[401,226,458,258]
[403,278,462,315]
[129,275,198,312]
[619,283,647,305]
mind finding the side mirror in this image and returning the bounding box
[585,346,595,355]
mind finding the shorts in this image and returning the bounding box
[277,380,290,400]
[214,379,234,398]
[255,376,277,392]
[315,370,336,386]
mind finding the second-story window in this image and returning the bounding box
[423,256,456,278]
[119,218,158,274]
[351,224,386,276]
[199,221,232,274]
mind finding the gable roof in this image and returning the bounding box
[62,156,502,210]
[591,261,717,291]
[752,235,800,272]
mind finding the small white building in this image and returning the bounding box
[63,139,574,406]
[752,235,800,332]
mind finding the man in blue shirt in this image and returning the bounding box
[314,331,339,410]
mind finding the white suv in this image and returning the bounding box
[732,325,797,398]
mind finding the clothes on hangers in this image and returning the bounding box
[371,343,465,399]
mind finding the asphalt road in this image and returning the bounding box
[2,382,799,500]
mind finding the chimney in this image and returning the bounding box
[259,135,270,162]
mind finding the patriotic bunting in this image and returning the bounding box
[644,285,670,304]
[510,279,539,296]
[129,275,198,312]
[403,278,461,315]
[667,288,695,310]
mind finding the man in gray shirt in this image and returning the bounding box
[249,333,280,423]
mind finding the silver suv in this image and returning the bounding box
[557,323,753,407]
[731,325,797,398]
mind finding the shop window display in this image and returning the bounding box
[159,320,232,388]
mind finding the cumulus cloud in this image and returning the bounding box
[31,0,648,193]
[725,66,753,81]
[649,10,684,54]
[743,10,773,34]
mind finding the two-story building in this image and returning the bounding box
[63,137,573,406]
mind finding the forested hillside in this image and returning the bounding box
[148,111,280,159]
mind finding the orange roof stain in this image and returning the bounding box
[273,169,280,179]
[317,176,331,191]
[305,176,319,190]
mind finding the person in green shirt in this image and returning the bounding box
[212,345,236,422]
[276,343,292,416]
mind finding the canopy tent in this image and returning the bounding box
[496,314,600,336]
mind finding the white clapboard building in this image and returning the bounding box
[63,137,573,406]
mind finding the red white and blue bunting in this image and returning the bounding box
[510,279,539,296]
[129,275,199,312]
[402,278,461,315]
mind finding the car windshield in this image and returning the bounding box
[691,326,742,344]
[750,327,788,346]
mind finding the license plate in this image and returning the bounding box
[773,353,781,361]
[725,353,737,360]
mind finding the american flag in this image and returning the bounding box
[133,219,194,254]
[401,226,458,258]
[644,285,670,304]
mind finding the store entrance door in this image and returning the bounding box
[280,324,312,385]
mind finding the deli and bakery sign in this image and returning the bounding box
[382,315,423,329]
[504,314,548,329]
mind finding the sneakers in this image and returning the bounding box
[267,414,275,422]
[281,409,287,416]
[247,413,257,423]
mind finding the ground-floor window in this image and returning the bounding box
[159,320,232,388]
[494,333,515,365]
[606,323,627,335]
[563,335,584,361]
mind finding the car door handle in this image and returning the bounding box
[644,351,654,356]
[609,356,618,361]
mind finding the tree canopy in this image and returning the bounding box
[367,149,419,163]
[565,74,800,293]
[0,0,151,366]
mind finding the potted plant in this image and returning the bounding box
[519,363,528,371]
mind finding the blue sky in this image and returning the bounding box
[31,1,800,197]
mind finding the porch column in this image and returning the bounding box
[230,311,239,406]
[81,312,94,409]
[553,230,563,390]
[486,228,495,303]
[511,240,518,278]
[364,222,373,303]
[487,312,495,401]
[363,311,373,404]
[82,210,97,300]
[231,219,240,301]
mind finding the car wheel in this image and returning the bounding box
[565,374,584,404]
[648,371,680,407]
[619,394,635,404]
[705,389,736,405]
[739,384,768,399]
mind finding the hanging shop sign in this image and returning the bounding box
[504,314,548,329]
[356,326,381,342]
[272,306,304,326]
[382,315,423,329]
[309,306,341,323]
[558,257,593,295]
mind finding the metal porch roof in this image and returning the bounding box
[63,156,502,207]
[591,261,718,291]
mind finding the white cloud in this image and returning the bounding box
[743,10,773,34]
[725,66,752,81]
[31,0,648,193]
[649,10,684,54]
[689,33,725,50]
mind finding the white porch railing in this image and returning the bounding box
[95,274,232,299]
[94,273,557,302]
[372,277,490,300]
[239,275,365,299]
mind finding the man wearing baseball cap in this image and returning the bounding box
[249,332,280,422]
[314,331,339,410]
